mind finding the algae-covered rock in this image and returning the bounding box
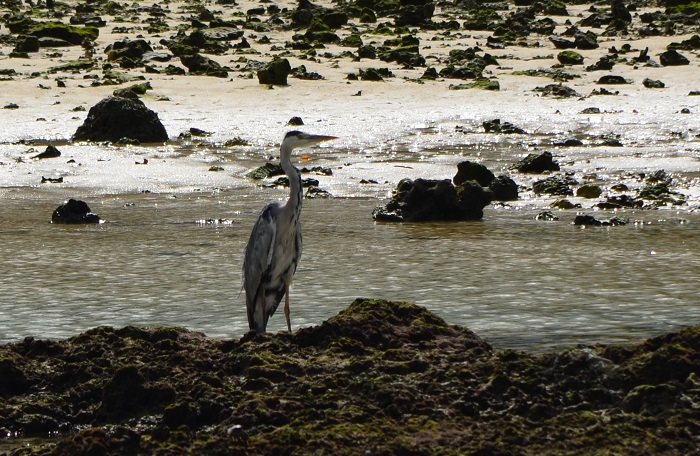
[2,301,700,454]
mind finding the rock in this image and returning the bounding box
[14,35,39,53]
[483,119,525,134]
[287,116,304,126]
[551,199,580,209]
[257,58,292,85]
[453,161,495,187]
[3,302,700,453]
[536,211,559,221]
[28,21,99,45]
[372,178,493,222]
[660,49,689,66]
[246,162,284,179]
[51,199,101,224]
[557,50,584,65]
[105,39,153,62]
[0,358,29,397]
[532,176,575,196]
[597,75,629,84]
[621,383,683,414]
[596,194,643,209]
[611,0,632,22]
[73,96,168,143]
[180,53,228,77]
[586,56,615,71]
[643,78,665,88]
[534,84,581,98]
[514,151,560,173]
[574,215,627,226]
[576,184,603,198]
[32,144,61,159]
[549,36,576,49]
[489,175,519,201]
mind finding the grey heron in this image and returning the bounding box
[243,131,338,333]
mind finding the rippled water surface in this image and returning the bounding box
[1,188,699,351]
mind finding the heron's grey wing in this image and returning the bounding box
[243,203,279,307]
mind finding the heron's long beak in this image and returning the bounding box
[303,133,338,142]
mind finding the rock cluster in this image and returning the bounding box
[1,299,699,455]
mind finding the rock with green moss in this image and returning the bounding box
[2,300,700,454]
[557,50,584,65]
[28,22,99,45]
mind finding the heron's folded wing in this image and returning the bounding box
[243,203,279,302]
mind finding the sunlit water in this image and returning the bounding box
[1,187,699,352]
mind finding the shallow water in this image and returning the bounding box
[1,74,700,351]
[1,186,699,352]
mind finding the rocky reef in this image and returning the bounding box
[1,299,699,455]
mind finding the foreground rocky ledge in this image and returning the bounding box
[1,299,699,455]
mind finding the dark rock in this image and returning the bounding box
[596,194,643,209]
[611,0,632,23]
[514,151,560,173]
[551,198,580,209]
[534,84,581,98]
[643,78,665,89]
[287,116,304,126]
[32,144,61,159]
[394,3,435,27]
[0,358,29,397]
[489,175,519,201]
[14,35,40,53]
[532,175,575,195]
[574,215,627,226]
[574,32,599,50]
[246,163,284,179]
[73,96,169,143]
[453,161,495,187]
[549,36,576,49]
[483,119,525,134]
[536,211,559,221]
[257,58,292,85]
[660,49,689,66]
[51,199,101,224]
[180,53,228,77]
[597,75,629,85]
[576,184,603,198]
[372,178,493,222]
[106,39,153,62]
[586,56,615,71]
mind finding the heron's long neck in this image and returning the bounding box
[280,144,303,216]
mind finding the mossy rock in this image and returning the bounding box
[29,22,99,45]
[557,50,584,65]
[576,184,603,198]
[48,60,95,73]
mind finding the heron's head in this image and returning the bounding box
[282,131,338,150]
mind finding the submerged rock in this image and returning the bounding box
[73,96,168,143]
[373,178,493,222]
[51,199,101,224]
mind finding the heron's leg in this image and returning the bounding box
[284,285,291,333]
[259,288,267,332]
